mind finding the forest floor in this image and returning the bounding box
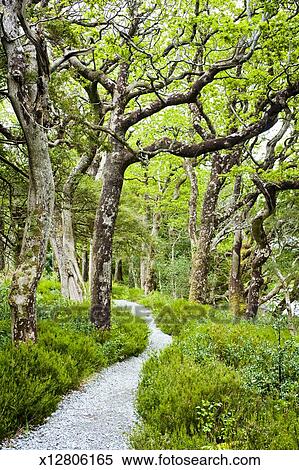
[4,301,171,450]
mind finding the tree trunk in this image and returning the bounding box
[114,258,123,282]
[61,204,85,301]
[51,205,84,301]
[144,245,157,295]
[9,128,54,343]
[229,176,245,318]
[89,238,93,287]
[189,151,240,303]
[0,211,5,271]
[183,159,198,251]
[60,152,96,301]
[189,154,223,303]
[50,210,64,281]
[229,227,244,318]
[1,3,55,343]
[90,155,127,329]
[11,204,26,262]
[144,211,160,295]
[82,248,89,282]
[245,184,276,319]
[128,257,138,288]
[140,252,147,291]
[51,150,96,301]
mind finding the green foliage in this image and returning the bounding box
[112,283,144,302]
[0,281,149,444]
[0,320,10,349]
[131,320,299,450]
[128,290,217,335]
[156,255,191,298]
[101,309,149,364]
[113,286,230,335]
[0,281,10,320]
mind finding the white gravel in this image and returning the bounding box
[3,301,171,450]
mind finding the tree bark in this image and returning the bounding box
[1,1,55,343]
[189,153,224,303]
[144,246,157,295]
[88,238,93,284]
[0,211,5,271]
[245,182,276,319]
[114,258,123,282]
[128,257,138,288]
[82,248,89,283]
[9,131,54,343]
[90,154,127,329]
[61,153,96,300]
[229,227,244,318]
[60,203,85,301]
[183,159,198,251]
[11,204,26,262]
[140,252,147,291]
[229,176,245,318]
[50,209,64,280]
[189,150,240,303]
[144,211,160,295]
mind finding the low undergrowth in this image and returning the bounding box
[131,314,299,449]
[112,284,221,335]
[0,279,148,445]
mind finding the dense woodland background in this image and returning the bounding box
[0,0,299,450]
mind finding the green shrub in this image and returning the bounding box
[133,291,214,335]
[0,340,78,441]
[131,321,299,450]
[36,278,71,320]
[102,309,149,363]
[0,320,10,349]
[135,346,242,434]
[0,282,10,320]
[113,287,232,335]
[37,278,61,295]
[112,283,144,301]
[0,299,148,444]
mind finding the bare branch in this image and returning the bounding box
[137,81,299,160]
[122,31,261,129]
[51,48,94,73]
[69,57,115,94]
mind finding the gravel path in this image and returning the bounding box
[4,301,171,450]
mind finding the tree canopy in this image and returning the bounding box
[0,0,298,341]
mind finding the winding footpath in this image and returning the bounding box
[4,301,171,450]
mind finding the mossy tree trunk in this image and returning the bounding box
[189,153,224,303]
[229,176,245,318]
[114,258,123,283]
[229,227,244,318]
[245,181,277,319]
[183,158,198,252]
[51,152,96,301]
[189,150,240,303]
[144,211,160,295]
[90,151,128,329]
[82,248,89,283]
[0,211,5,271]
[60,201,85,301]
[1,0,55,343]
